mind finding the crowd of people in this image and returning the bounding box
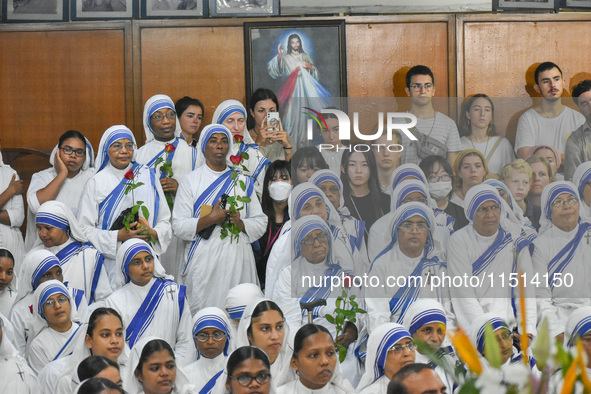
[1,61,591,393]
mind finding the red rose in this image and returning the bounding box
[124,169,134,180]
[230,155,243,165]
[234,135,244,143]
[164,143,176,154]
[343,275,355,288]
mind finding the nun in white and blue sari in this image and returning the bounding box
[484,178,535,237]
[212,99,271,198]
[533,181,591,339]
[365,202,449,333]
[0,314,40,392]
[34,200,111,305]
[184,307,235,393]
[78,125,172,285]
[573,161,591,219]
[136,94,198,279]
[172,124,267,314]
[104,239,192,365]
[26,280,85,374]
[9,249,87,355]
[356,323,415,393]
[448,184,537,335]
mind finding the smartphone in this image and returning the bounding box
[267,112,280,131]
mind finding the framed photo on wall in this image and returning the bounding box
[561,0,591,9]
[71,0,137,20]
[210,0,278,17]
[141,0,206,18]
[244,20,347,149]
[493,0,558,11]
[2,0,68,22]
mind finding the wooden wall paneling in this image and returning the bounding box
[0,22,131,153]
[456,13,591,144]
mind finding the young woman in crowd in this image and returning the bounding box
[224,346,272,394]
[525,155,555,231]
[291,146,329,187]
[0,248,17,317]
[176,96,204,147]
[528,145,562,180]
[449,149,488,207]
[77,356,123,387]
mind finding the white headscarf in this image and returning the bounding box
[289,182,341,229]
[484,179,532,230]
[390,178,434,212]
[113,239,172,289]
[564,306,591,348]
[308,169,350,215]
[33,279,80,323]
[35,200,88,245]
[194,124,235,169]
[573,162,591,218]
[142,94,182,142]
[212,100,256,145]
[467,313,510,356]
[402,299,447,337]
[49,135,95,171]
[225,283,264,321]
[235,298,293,388]
[539,181,583,234]
[191,307,235,361]
[389,163,428,190]
[356,323,412,392]
[123,335,193,394]
[16,249,61,302]
[95,125,137,172]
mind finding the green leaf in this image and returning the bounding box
[483,323,502,369]
[336,314,345,326]
[141,206,149,220]
[241,164,248,172]
[125,185,131,195]
[350,300,358,308]
[132,205,140,215]
[336,298,342,309]
[241,152,249,160]
[135,182,145,188]
[338,343,347,363]
[325,314,335,324]
[533,318,550,370]
[349,295,356,300]
[242,197,251,203]
[341,290,347,298]
[239,180,245,191]
[230,171,237,180]
[349,316,357,323]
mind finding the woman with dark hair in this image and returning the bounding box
[419,155,468,230]
[0,150,25,267]
[449,149,488,207]
[77,356,122,386]
[248,88,293,162]
[125,337,192,394]
[340,147,390,237]
[175,96,204,147]
[75,377,125,394]
[459,94,514,176]
[277,324,355,393]
[256,160,291,288]
[26,130,95,250]
[235,299,294,390]
[0,248,16,317]
[225,346,272,394]
[525,155,556,231]
[315,111,348,177]
[291,146,329,186]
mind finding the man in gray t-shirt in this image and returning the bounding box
[399,65,461,167]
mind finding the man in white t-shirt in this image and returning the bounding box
[399,65,462,167]
[515,61,585,161]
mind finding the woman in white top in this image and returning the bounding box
[277,324,355,394]
[0,151,25,268]
[0,248,17,317]
[0,314,40,393]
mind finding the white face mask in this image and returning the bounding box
[268,181,292,202]
[429,180,453,200]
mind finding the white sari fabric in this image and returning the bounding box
[573,162,591,220]
[35,200,112,304]
[356,323,412,393]
[184,307,235,392]
[172,125,266,314]
[0,247,17,317]
[25,137,95,251]
[212,99,271,197]
[26,280,85,374]
[0,314,40,393]
[225,283,264,323]
[105,239,191,364]
[78,125,172,284]
[0,158,25,270]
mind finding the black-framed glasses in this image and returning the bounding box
[43,295,69,309]
[60,146,85,157]
[388,342,416,355]
[195,331,226,342]
[301,233,329,246]
[551,197,578,208]
[151,111,176,122]
[410,83,433,91]
[229,372,271,386]
[428,174,451,183]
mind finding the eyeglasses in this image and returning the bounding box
[475,205,500,214]
[110,142,134,152]
[60,146,85,157]
[401,197,428,206]
[551,197,578,208]
[428,174,451,183]
[150,111,176,122]
[229,373,271,386]
[410,83,434,91]
[43,295,69,309]
[398,222,429,233]
[495,330,513,342]
[388,342,416,355]
[195,331,226,342]
[301,233,329,245]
